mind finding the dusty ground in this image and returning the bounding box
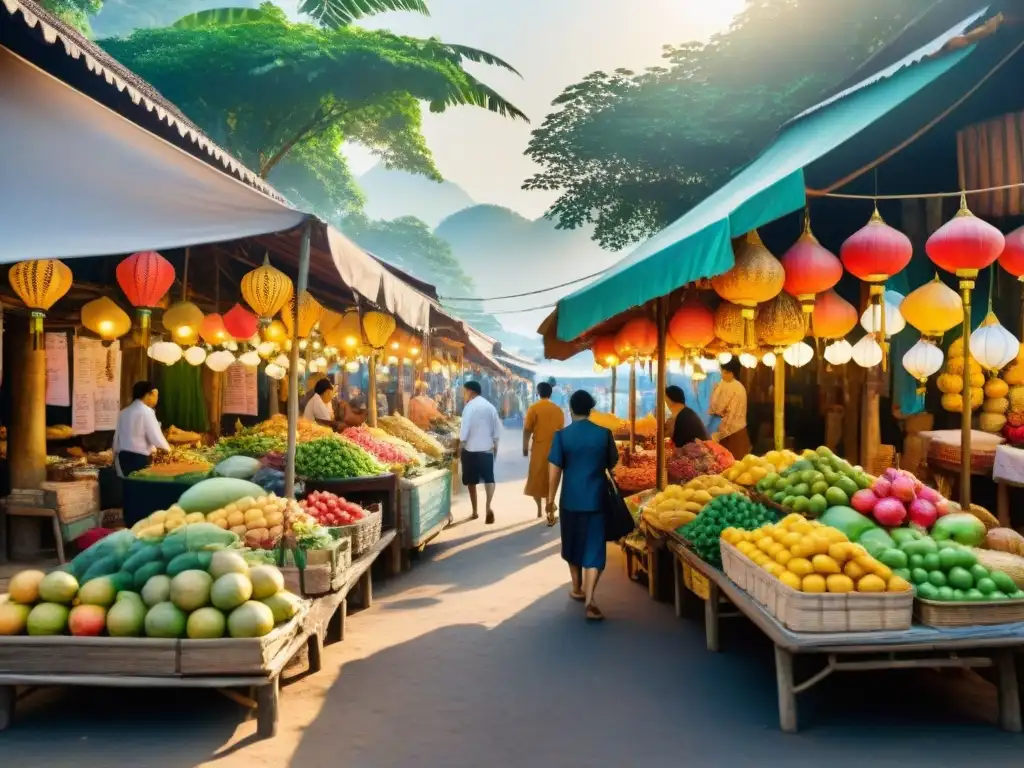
[2,430,1024,765]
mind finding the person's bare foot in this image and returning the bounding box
[470,512,479,520]
[485,510,495,525]
[569,589,585,601]
[585,603,604,621]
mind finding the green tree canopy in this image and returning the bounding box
[524,0,938,251]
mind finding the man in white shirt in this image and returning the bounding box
[457,380,501,524]
[113,381,171,478]
[709,358,752,458]
[303,378,338,426]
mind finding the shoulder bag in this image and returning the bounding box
[603,431,636,542]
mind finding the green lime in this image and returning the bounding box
[807,494,828,516]
[810,480,829,496]
[792,496,810,513]
[835,476,859,497]
[937,586,955,601]
[790,483,810,498]
[824,486,849,507]
[928,570,947,588]
[923,552,941,571]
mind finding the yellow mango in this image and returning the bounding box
[826,574,854,593]
[802,574,827,593]
[812,554,841,575]
[787,557,813,577]
[857,574,887,593]
[779,571,802,590]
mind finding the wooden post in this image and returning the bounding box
[655,297,668,490]
[773,352,786,451]
[611,366,618,414]
[395,357,404,415]
[367,353,379,427]
[285,221,312,500]
[9,323,47,558]
[862,365,881,471]
[628,360,637,454]
[960,275,974,506]
[457,349,465,415]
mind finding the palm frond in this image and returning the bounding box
[443,44,522,77]
[429,73,529,122]
[172,7,277,29]
[299,0,429,28]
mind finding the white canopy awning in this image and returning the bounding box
[0,45,307,262]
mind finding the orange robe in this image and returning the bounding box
[524,399,565,498]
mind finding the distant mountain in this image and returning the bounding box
[358,166,476,229]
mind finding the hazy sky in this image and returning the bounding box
[349,0,745,218]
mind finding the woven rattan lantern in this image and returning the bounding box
[223,304,258,341]
[81,296,131,344]
[713,302,745,347]
[241,255,293,331]
[756,292,805,348]
[9,259,73,349]
[162,300,204,346]
[116,251,175,347]
[362,310,396,349]
[712,231,784,347]
[282,291,324,339]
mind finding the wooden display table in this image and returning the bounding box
[666,539,1023,734]
[0,529,397,738]
[306,474,400,576]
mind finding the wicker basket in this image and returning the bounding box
[330,507,382,559]
[719,539,750,591]
[915,597,1024,627]
[870,444,897,477]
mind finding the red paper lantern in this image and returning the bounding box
[668,294,714,349]
[116,251,175,346]
[840,208,912,283]
[591,335,620,367]
[614,317,657,361]
[811,289,858,339]
[781,214,843,313]
[1000,225,1024,280]
[926,196,1004,278]
[223,303,258,341]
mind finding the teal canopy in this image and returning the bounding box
[553,12,985,343]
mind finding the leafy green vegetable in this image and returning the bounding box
[295,437,385,480]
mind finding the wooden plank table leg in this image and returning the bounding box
[0,685,15,731]
[774,645,798,733]
[995,649,1022,733]
[997,482,1012,529]
[326,598,345,645]
[705,580,720,652]
[307,630,323,674]
[256,678,280,739]
[673,556,683,619]
[648,546,661,600]
[360,570,373,609]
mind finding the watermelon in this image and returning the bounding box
[176,478,265,514]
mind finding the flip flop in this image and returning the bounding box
[546,514,557,527]
[585,603,604,621]
[569,590,585,601]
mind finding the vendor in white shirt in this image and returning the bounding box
[303,378,339,427]
[456,380,502,525]
[113,381,171,478]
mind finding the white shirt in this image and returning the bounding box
[303,395,334,422]
[710,378,747,438]
[459,396,501,452]
[112,400,170,457]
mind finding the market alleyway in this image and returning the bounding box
[3,427,1024,766]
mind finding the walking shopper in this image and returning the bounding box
[709,358,752,458]
[546,390,619,621]
[666,385,709,449]
[458,380,502,524]
[523,382,564,524]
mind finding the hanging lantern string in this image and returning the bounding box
[808,180,1024,200]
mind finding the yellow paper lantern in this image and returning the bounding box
[756,292,805,348]
[900,275,963,339]
[81,296,131,343]
[362,310,396,349]
[324,310,363,349]
[282,290,324,339]
[712,231,785,346]
[319,309,344,337]
[263,319,287,345]
[241,255,293,320]
[162,300,204,346]
[9,259,73,348]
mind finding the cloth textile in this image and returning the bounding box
[461,449,495,486]
[524,399,564,498]
[560,511,607,570]
[460,396,501,452]
[113,400,170,458]
[548,420,618,513]
[115,450,151,480]
[710,379,747,439]
[303,396,334,422]
[671,407,709,448]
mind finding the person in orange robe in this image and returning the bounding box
[523,382,566,524]
[408,381,443,430]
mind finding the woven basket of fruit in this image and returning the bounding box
[332,507,383,559]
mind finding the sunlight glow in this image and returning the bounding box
[683,0,745,32]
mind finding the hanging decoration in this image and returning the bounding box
[761,351,777,369]
[148,341,183,366]
[205,349,236,372]
[780,211,843,322]
[668,293,715,352]
[282,290,325,339]
[199,313,230,346]
[717,351,733,365]
[903,339,944,393]
[851,335,884,368]
[81,296,131,344]
[664,336,685,361]
[613,316,657,361]
[711,231,785,347]
[162,300,204,346]
[824,339,854,366]
[325,310,363,350]
[362,310,397,350]
[116,251,175,347]
[859,290,906,336]
[713,301,746,348]
[319,309,344,338]
[810,289,857,340]
[999,225,1024,281]
[183,346,207,366]
[223,304,259,341]
[970,311,1019,372]
[240,255,293,335]
[238,349,262,368]
[9,259,73,349]
[756,292,804,348]
[900,276,963,340]
[782,342,814,368]
[265,363,286,380]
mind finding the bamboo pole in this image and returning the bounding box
[611,367,617,414]
[960,274,974,506]
[284,221,312,501]
[773,352,786,452]
[367,353,379,427]
[628,360,637,454]
[655,298,668,490]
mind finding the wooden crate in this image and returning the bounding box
[915,597,1024,628]
[281,538,350,597]
[0,636,179,676]
[176,603,309,676]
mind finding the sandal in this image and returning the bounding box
[569,589,585,601]
[585,603,604,621]
[546,513,557,527]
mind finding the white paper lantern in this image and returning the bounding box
[239,350,261,368]
[345,361,360,373]
[970,316,1019,371]
[206,349,236,372]
[902,339,944,385]
[149,341,182,366]
[308,361,320,373]
[223,340,238,352]
[717,351,733,364]
[823,339,853,366]
[739,353,758,369]
[700,358,720,373]
[761,352,777,369]
[782,341,814,368]
[852,336,883,368]
[256,341,277,358]
[183,346,207,366]
[860,290,906,336]
[264,363,286,380]
[315,356,328,368]
[273,354,290,369]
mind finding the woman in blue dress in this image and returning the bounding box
[546,390,619,621]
